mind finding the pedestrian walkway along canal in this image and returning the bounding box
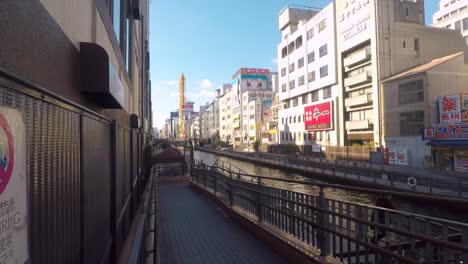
[194,150,468,223]
[158,181,287,264]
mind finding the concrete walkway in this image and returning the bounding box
[158,181,287,264]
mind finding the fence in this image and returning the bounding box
[198,148,468,200]
[0,69,151,263]
[191,160,468,264]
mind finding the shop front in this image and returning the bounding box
[429,124,468,172]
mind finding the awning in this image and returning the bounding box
[268,129,277,134]
[427,140,468,147]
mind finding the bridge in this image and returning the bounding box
[130,146,468,264]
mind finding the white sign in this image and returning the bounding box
[439,94,462,123]
[396,148,409,166]
[0,107,29,263]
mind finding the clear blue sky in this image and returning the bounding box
[150,0,439,129]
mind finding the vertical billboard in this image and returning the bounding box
[231,78,241,110]
[462,94,468,122]
[439,94,462,123]
[304,101,333,131]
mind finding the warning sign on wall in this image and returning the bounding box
[0,107,29,263]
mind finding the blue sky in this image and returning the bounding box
[150,0,439,129]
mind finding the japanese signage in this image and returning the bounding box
[462,94,468,122]
[439,94,462,123]
[0,107,29,263]
[182,104,193,110]
[231,78,241,110]
[434,124,468,140]
[241,75,268,91]
[422,128,434,140]
[388,148,408,166]
[233,68,269,79]
[338,0,371,45]
[304,102,333,131]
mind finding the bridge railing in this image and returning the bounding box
[197,148,468,199]
[191,160,468,264]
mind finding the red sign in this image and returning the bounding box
[241,68,270,75]
[439,94,462,123]
[434,124,468,140]
[304,102,333,131]
[463,111,468,122]
[182,104,193,110]
[423,128,434,140]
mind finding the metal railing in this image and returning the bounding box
[191,160,468,264]
[198,148,468,199]
[129,166,157,264]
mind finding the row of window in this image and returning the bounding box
[107,0,133,73]
[446,17,468,33]
[281,131,330,142]
[281,66,329,92]
[283,87,331,110]
[282,44,328,76]
[281,18,327,58]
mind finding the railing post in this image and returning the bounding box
[458,179,462,198]
[213,171,217,195]
[257,178,262,222]
[463,227,468,264]
[318,187,330,257]
[229,170,233,207]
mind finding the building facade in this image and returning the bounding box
[433,0,468,45]
[277,3,340,149]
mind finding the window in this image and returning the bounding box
[298,115,301,122]
[455,20,462,31]
[281,67,286,76]
[289,80,295,89]
[463,17,468,31]
[298,76,305,86]
[302,94,308,104]
[403,41,406,48]
[319,44,328,57]
[288,42,295,54]
[414,38,420,56]
[282,47,287,58]
[298,57,305,68]
[296,36,303,49]
[307,28,314,40]
[320,65,328,78]
[281,83,287,92]
[293,116,297,123]
[323,87,331,99]
[126,18,131,72]
[293,97,299,107]
[282,117,284,124]
[400,111,425,136]
[308,71,315,82]
[113,0,121,44]
[311,90,318,102]
[399,79,424,105]
[308,52,315,63]
[284,101,290,109]
[318,19,327,32]
[289,63,295,73]
[289,116,292,123]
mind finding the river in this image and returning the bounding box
[194,150,468,222]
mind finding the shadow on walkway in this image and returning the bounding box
[158,182,287,264]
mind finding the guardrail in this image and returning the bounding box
[191,160,468,264]
[198,148,468,199]
[129,166,157,264]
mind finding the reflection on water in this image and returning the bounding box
[194,151,467,222]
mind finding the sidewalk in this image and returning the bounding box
[158,181,287,264]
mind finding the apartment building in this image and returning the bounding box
[219,85,234,142]
[433,0,468,45]
[277,3,340,149]
[241,90,274,144]
[336,0,466,147]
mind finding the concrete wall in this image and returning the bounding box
[385,136,430,168]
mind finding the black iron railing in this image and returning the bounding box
[129,166,157,264]
[198,148,468,199]
[191,160,468,264]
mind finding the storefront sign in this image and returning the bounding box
[397,148,409,166]
[422,128,434,140]
[462,94,468,122]
[304,102,333,131]
[434,124,468,140]
[439,94,462,123]
[0,107,29,263]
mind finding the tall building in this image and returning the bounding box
[277,3,339,148]
[433,0,468,45]
[219,84,234,142]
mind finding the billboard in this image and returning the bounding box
[462,94,468,122]
[439,94,462,123]
[182,104,193,110]
[231,78,241,110]
[304,101,333,131]
[434,124,468,140]
[241,75,268,90]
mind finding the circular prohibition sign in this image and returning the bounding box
[0,113,14,194]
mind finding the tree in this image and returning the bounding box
[252,139,261,152]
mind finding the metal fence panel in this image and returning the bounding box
[82,115,112,263]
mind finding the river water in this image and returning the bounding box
[194,150,467,222]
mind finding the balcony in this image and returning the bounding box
[343,47,371,68]
[344,70,371,88]
[344,94,372,109]
[346,119,370,131]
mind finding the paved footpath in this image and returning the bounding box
[158,182,287,264]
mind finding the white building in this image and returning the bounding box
[241,90,274,144]
[433,0,468,45]
[219,85,233,143]
[277,3,339,149]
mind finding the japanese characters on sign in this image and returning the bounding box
[0,107,29,263]
[241,68,270,76]
[304,101,333,131]
[434,124,468,140]
[439,94,462,123]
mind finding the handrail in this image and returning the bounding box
[129,166,157,264]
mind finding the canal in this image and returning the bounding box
[194,150,468,222]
